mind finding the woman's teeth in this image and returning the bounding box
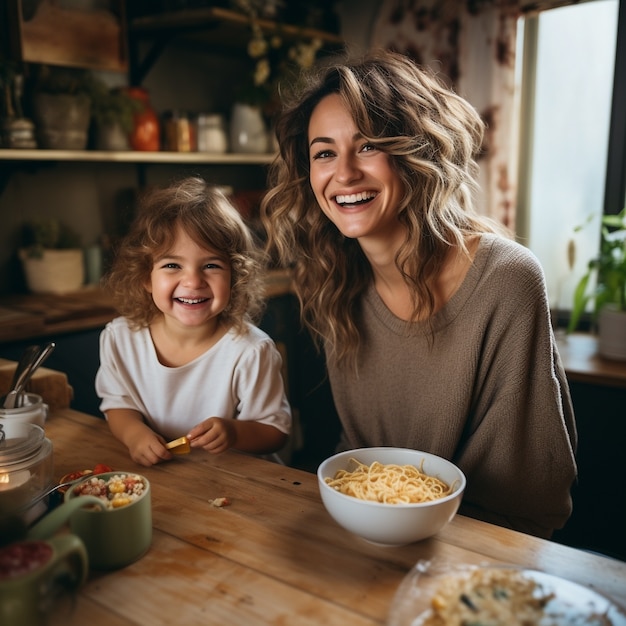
[335,191,376,206]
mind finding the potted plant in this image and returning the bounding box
[90,81,142,151]
[31,65,97,150]
[568,207,626,360]
[18,218,85,294]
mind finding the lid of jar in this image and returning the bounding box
[163,109,190,120]
[198,113,225,124]
[0,422,45,466]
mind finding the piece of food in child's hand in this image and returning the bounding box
[165,436,191,454]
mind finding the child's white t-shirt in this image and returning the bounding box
[95,316,292,440]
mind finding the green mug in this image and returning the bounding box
[29,472,152,571]
[0,535,88,626]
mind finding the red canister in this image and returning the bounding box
[125,87,160,151]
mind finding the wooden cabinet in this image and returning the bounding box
[552,334,626,561]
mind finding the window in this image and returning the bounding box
[515,0,620,321]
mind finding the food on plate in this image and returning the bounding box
[419,567,553,625]
[324,458,454,504]
[412,566,623,626]
[72,473,146,509]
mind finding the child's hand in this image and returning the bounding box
[187,417,236,454]
[126,430,173,466]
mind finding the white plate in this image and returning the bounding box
[387,563,626,626]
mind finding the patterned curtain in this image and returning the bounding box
[370,0,583,230]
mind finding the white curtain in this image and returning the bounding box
[370,0,582,230]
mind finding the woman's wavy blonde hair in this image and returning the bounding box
[104,177,267,333]
[261,49,506,369]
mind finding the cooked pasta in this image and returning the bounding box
[325,458,454,504]
[421,568,555,626]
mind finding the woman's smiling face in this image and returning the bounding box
[307,93,405,243]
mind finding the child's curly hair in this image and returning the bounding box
[103,177,267,333]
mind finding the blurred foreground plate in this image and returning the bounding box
[387,562,626,626]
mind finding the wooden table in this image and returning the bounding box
[41,409,626,625]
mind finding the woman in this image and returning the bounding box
[261,49,576,538]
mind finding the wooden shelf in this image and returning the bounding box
[0,149,275,165]
[127,6,344,84]
[129,6,343,46]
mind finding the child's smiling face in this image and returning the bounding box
[146,225,232,330]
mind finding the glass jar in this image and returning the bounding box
[163,110,195,152]
[197,113,228,153]
[0,422,53,520]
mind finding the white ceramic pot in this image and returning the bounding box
[598,305,626,361]
[230,103,268,154]
[19,248,84,294]
[0,392,48,428]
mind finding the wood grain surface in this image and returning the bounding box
[40,409,626,626]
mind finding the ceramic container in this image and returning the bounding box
[0,536,88,626]
[18,248,84,294]
[598,306,626,361]
[317,447,466,546]
[230,103,268,153]
[29,472,152,570]
[126,87,160,151]
[0,392,48,428]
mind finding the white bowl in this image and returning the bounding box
[317,447,466,546]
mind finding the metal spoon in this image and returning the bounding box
[16,477,81,514]
[1,344,41,410]
[2,342,56,409]
[16,342,56,408]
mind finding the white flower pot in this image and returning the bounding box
[19,248,85,294]
[598,305,626,361]
[230,103,268,154]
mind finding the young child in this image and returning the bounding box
[96,177,291,466]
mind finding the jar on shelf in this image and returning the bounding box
[125,87,160,152]
[163,110,195,152]
[230,103,268,154]
[196,113,228,153]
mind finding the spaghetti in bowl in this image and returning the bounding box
[317,448,466,546]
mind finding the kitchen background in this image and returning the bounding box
[0,0,624,561]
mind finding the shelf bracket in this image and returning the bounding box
[129,34,174,86]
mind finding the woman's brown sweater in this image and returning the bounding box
[327,234,577,538]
